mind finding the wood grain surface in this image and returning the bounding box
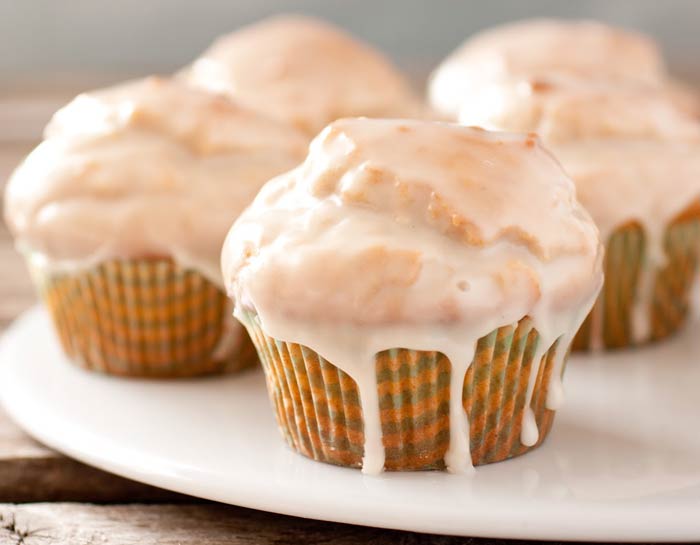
[0,503,576,545]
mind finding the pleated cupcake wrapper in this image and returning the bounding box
[30,258,257,377]
[244,313,560,471]
[573,211,700,351]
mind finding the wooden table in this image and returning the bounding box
[0,89,629,545]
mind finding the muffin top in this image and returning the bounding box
[222,118,602,329]
[457,80,700,247]
[4,77,308,284]
[429,18,665,118]
[181,15,424,135]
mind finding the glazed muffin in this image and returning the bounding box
[458,81,700,349]
[180,15,424,136]
[221,118,603,473]
[4,77,307,377]
[428,18,696,119]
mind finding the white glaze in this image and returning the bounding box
[181,15,424,136]
[4,77,308,287]
[457,80,700,346]
[211,300,244,362]
[588,298,605,352]
[222,119,603,473]
[631,267,655,343]
[428,18,665,119]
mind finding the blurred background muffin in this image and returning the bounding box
[4,77,307,376]
[435,19,700,349]
[429,19,670,118]
[180,15,425,135]
[221,118,603,473]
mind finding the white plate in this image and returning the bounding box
[2,307,700,541]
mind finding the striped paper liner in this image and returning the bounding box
[31,258,257,377]
[244,313,560,471]
[573,206,700,350]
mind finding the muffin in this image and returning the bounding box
[180,15,424,136]
[457,80,700,349]
[4,77,307,377]
[428,18,695,119]
[221,118,603,473]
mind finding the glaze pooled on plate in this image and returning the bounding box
[221,118,603,473]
